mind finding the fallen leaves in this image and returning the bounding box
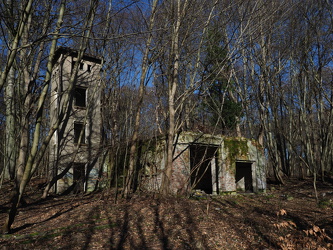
[277,208,287,216]
[1,178,333,249]
[274,220,297,230]
[303,225,332,241]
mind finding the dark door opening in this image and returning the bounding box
[73,163,85,193]
[190,144,218,194]
[235,161,253,192]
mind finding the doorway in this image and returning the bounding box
[235,161,253,192]
[73,163,85,193]
[190,144,218,194]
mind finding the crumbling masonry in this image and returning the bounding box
[139,132,266,194]
[49,48,102,194]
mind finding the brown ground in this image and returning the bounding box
[0,178,333,250]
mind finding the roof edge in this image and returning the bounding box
[54,47,102,64]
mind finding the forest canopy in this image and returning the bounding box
[0,0,333,232]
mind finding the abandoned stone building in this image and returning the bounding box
[48,48,266,195]
[139,132,266,194]
[49,47,102,193]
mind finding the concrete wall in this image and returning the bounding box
[49,48,102,193]
[140,132,266,194]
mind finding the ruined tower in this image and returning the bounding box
[49,47,102,193]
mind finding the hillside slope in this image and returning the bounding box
[1,178,333,249]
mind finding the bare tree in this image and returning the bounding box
[1,0,66,233]
[124,0,158,197]
[1,0,101,233]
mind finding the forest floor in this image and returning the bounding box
[0,177,333,249]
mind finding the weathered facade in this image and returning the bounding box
[140,132,266,194]
[47,49,265,195]
[49,47,102,193]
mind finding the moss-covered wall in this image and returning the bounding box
[140,132,266,193]
[223,138,249,162]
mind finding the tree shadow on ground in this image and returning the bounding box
[91,196,215,249]
[1,188,332,249]
[10,204,80,234]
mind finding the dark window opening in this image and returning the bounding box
[71,61,85,72]
[235,162,253,192]
[190,145,218,194]
[74,87,86,107]
[87,64,91,72]
[74,122,85,144]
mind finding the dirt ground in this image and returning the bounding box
[0,178,333,249]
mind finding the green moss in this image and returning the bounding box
[140,140,156,153]
[139,134,167,153]
[318,198,333,209]
[224,138,248,162]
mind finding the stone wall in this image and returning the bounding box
[140,132,266,194]
[49,48,102,194]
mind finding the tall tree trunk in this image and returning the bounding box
[16,5,33,185]
[161,0,186,195]
[16,2,51,185]
[4,67,16,180]
[41,0,100,198]
[0,0,33,92]
[124,0,158,198]
[1,0,67,233]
